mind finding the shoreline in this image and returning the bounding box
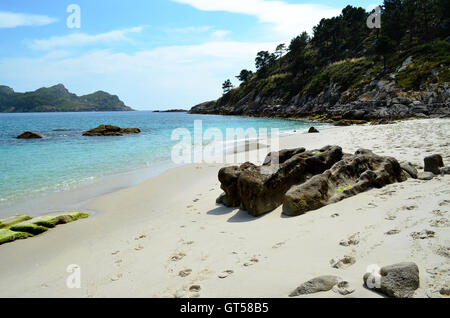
[0,118,449,298]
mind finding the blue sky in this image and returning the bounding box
[0,0,379,110]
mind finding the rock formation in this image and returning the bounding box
[16,131,43,139]
[83,125,141,136]
[216,146,407,217]
[217,146,344,216]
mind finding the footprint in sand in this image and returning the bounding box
[331,213,340,218]
[339,233,360,246]
[171,252,186,262]
[111,274,123,282]
[179,269,193,277]
[385,215,397,221]
[218,270,234,279]
[273,241,286,249]
[189,285,201,292]
[330,255,356,269]
[430,218,450,228]
[243,258,259,267]
[411,230,435,240]
[385,229,401,235]
[135,245,144,251]
[111,250,120,255]
[135,234,147,240]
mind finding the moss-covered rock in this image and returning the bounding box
[0,214,32,229]
[10,223,49,235]
[31,212,89,228]
[0,229,33,245]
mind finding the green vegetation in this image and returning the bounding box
[0,212,89,245]
[217,0,449,108]
[0,84,133,113]
[336,184,353,193]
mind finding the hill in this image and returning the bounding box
[190,1,450,121]
[0,84,134,113]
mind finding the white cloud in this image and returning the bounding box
[173,0,341,37]
[29,27,143,50]
[0,40,278,108]
[167,25,212,33]
[0,11,58,28]
[211,30,231,40]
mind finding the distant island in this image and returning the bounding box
[0,84,134,113]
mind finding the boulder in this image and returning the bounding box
[308,127,319,133]
[217,146,343,216]
[16,131,43,139]
[283,149,406,216]
[290,275,342,296]
[363,262,419,298]
[440,167,450,175]
[30,212,89,228]
[401,162,418,179]
[424,154,444,174]
[83,125,141,136]
[418,171,435,180]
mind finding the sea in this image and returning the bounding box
[0,111,329,216]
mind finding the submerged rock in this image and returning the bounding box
[16,131,43,139]
[363,262,419,298]
[217,146,343,216]
[83,125,141,136]
[290,275,342,296]
[283,149,406,216]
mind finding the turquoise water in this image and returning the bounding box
[0,111,327,208]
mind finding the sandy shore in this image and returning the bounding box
[0,118,449,298]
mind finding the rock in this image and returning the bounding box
[332,281,355,295]
[83,125,141,136]
[0,214,31,229]
[189,285,201,292]
[10,223,48,235]
[308,127,319,133]
[217,146,343,216]
[424,154,444,174]
[440,167,450,175]
[440,287,450,296]
[0,229,33,245]
[283,149,406,216]
[418,171,435,180]
[290,275,342,296]
[16,131,43,139]
[364,262,419,298]
[400,162,418,179]
[30,212,89,228]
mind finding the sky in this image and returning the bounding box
[0,0,379,110]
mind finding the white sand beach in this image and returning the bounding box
[0,118,449,298]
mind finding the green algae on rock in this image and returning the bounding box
[0,214,32,229]
[0,229,33,245]
[10,223,49,235]
[31,212,89,228]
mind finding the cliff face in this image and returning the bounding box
[190,43,450,120]
[190,1,450,121]
[0,84,134,113]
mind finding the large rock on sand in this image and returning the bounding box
[424,154,444,174]
[289,275,342,296]
[363,262,419,298]
[217,146,343,216]
[283,149,407,216]
[83,125,141,136]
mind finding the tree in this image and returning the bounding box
[255,51,276,71]
[222,79,234,95]
[275,44,287,58]
[236,69,253,84]
[375,35,395,70]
